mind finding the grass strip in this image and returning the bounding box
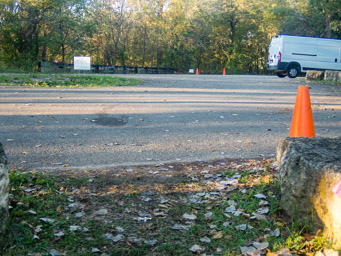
[0,74,141,87]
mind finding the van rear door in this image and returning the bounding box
[267,37,282,70]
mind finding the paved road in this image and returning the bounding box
[0,75,340,171]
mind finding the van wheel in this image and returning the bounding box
[287,65,300,78]
[276,72,286,78]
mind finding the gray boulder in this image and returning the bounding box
[0,142,9,234]
[305,70,324,82]
[277,137,341,248]
[324,70,341,82]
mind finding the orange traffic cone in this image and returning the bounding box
[223,68,226,75]
[289,85,315,137]
[196,68,199,75]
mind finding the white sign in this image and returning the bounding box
[74,56,91,70]
[189,69,194,73]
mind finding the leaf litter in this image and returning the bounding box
[5,158,327,255]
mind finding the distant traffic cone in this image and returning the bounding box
[223,68,226,75]
[289,85,315,137]
[196,68,199,75]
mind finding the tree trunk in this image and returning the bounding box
[325,16,331,38]
[62,44,65,66]
[157,47,162,67]
[34,24,40,70]
[142,23,147,67]
[41,30,47,62]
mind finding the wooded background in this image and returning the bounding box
[1,0,340,73]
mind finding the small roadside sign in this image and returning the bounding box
[74,56,91,71]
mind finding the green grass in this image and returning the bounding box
[300,77,341,85]
[1,163,339,256]
[0,73,141,87]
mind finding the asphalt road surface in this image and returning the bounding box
[1,74,340,171]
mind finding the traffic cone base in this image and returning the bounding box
[289,85,315,137]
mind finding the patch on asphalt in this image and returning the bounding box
[93,115,128,127]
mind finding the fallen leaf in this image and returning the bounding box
[261,176,270,184]
[153,211,166,217]
[69,226,82,232]
[223,222,231,227]
[138,211,152,218]
[256,207,269,215]
[28,210,37,215]
[34,225,43,233]
[259,200,269,206]
[127,237,142,245]
[303,233,315,240]
[225,205,236,213]
[268,248,292,256]
[144,239,157,246]
[212,231,224,239]
[200,236,211,243]
[38,190,47,196]
[104,233,124,243]
[315,229,321,237]
[183,213,197,220]
[49,249,61,256]
[205,211,213,219]
[240,246,257,255]
[276,221,285,227]
[134,217,152,222]
[75,212,86,218]
[233,210,243,216]
[251,213,267,221]
[254,193,267,199]
[56,206,62,213]
[115,226,125,233]
[91,209,108,217]
[24,188,35,193]
[39,218,55,224]
[270,228,280,237]
[242,213,251,219]
[172,224,182,230]
[171,224,190,230]
[235,224,248,231]
[158,204,169,209]
[91,248,101,253]
[54,231,65,237]
[189,244,205,253]
[253,241,269,251]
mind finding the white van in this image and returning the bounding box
[267,35,341,78]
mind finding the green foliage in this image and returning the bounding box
[0,0,340,72]
[282,228,331,254]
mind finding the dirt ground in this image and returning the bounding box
[48,158,268,195]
